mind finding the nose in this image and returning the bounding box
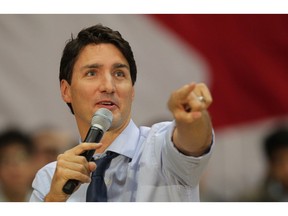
[99,73,115,94]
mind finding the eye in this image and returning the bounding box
[86,71,96,77]
[114,71,125,78]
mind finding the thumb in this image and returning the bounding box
[88,161,97,172]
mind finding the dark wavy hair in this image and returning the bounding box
[59,24,137,114]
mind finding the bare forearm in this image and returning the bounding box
[173,110,212,156]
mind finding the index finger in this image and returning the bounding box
[178,83,197,101]
[65,142,103,156]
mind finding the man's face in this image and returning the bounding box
[61,43,135,137]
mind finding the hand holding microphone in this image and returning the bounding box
[61,108,113,195]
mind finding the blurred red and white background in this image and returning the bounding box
[0,14,287,201]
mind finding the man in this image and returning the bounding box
[0,129,35,202]
[30,24,214,202]
[238,126,288,201]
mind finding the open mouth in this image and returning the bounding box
[97,100,117,109]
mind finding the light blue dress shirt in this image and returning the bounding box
[30,120,213,202]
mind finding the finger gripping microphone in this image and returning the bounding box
[62,108,113,195]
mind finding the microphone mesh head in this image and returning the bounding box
[91,108,113,132]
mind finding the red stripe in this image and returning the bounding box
[149,14,288,129]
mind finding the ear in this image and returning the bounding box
[60,80,72,103]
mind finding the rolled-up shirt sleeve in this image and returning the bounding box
[30,162,56,202]
[160,121,214,187]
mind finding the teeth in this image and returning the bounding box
[100,102,113,105]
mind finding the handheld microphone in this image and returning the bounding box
[62,108,113,195]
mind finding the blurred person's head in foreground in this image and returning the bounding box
[0,128,35,201]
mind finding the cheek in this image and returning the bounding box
[117,84,133,98]
[123,90,134,104]
[125,85,135,100]
[71,84,93,101]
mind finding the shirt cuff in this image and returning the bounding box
[167,120,215,159]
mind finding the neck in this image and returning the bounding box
[96,119,131,153]
[94,131,117,153]
[78,118,131,154]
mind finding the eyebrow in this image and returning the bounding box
[80,63,129,71]
[80,63,102,71]
[113,63,130,70]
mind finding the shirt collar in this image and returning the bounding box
[105,119,140,160]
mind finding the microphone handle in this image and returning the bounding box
[62,126,104,195]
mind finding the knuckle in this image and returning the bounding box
[56,158,65,167]
[57,153,64,161]
[80,156,88,164]
[80,165,87,173]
